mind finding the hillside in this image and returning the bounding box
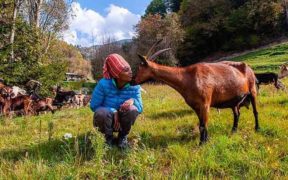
[79,39,133,60]
[231,42,288,73]
[58,41,92,79]
[0,43,288,179]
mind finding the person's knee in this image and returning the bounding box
[120,108,139,124]
[93,108,112,127]
[94,107,110,118]
[126,110,138,119]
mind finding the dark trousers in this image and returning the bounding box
[93,106,139,138]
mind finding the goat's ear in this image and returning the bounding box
[137,54,148,66]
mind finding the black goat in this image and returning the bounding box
[255,73,285,90]
[53,86,76,108]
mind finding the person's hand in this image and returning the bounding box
[119,99,134,112]
[114,111,120,131]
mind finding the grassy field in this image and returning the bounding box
[1,43,288,179]
[232,42,288,72]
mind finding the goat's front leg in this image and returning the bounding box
[24,100,32,116]
[3,103,10,117]
[196,105,210,145]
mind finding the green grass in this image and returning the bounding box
[232,42,288,73]
[1,43,288,179]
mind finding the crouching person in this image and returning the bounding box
[90,54,143,148]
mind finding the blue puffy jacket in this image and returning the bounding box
[90,78,143,113]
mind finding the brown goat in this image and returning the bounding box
[32,97,55,115]
[279,64,288,79]
[83,95,91,107]
[1,95,32,116]
[0,95,4,114]
[0,86,32,116]
[133,51,259,144]
[0,82,5,90]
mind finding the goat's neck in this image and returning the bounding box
[150,63,185,94]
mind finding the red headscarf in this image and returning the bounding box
[103,54,131,79]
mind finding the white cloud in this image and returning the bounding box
[62,2,140,47]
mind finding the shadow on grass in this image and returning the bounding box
[138,124,199,149]
[0,133,94,163]
[0,123,199,165]
[147,109,193,120]
[142,134,197,149]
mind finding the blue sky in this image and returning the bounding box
[76,0,152,16]
[62,0,152,47]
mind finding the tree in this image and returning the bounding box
[0,0,76,96]
[166,0,183,12]
[90,36,125,80]
[21,0,43,28]
[9,0,24,62]
[135,13,184,66]
[144,0,167,17]
[230,0,247,8]
[144,0,185,17]
[19,0,70,60]
[177,0,285,65]
[283,0,288,28]
[38,0,70,59]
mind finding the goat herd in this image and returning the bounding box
[0,80,91,117]
[0,63,288,120]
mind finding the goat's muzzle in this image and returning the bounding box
[130,79,136,86]
[130,77,137,86]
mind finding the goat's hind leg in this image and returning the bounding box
[250,93,259,131]
[232,106,240,133]
[277,80,286,91]
[47,105,55,114]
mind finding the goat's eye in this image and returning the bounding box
[140,62,145,66]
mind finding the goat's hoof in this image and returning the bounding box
[255,127,260,132]
[199,141,205,146]
[199,139,208,146]
[231,128,237,133]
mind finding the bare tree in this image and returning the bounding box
[21,0,42,27]
[91,35,125,80]
[34,0,42,27]
[9,0,24,62]
[19,0,71,59]
[40,0,70,33]
[283,0,288,28]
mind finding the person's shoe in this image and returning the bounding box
[105,135,113,147]
[118,135,128,149]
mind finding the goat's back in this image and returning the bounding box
[255,73,278,84]
[220,61,257,90]
[183,61,256,105]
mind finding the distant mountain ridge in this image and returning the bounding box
[78,39,133,60]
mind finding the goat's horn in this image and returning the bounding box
[146,39,163,58]
[149,48,172,61]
